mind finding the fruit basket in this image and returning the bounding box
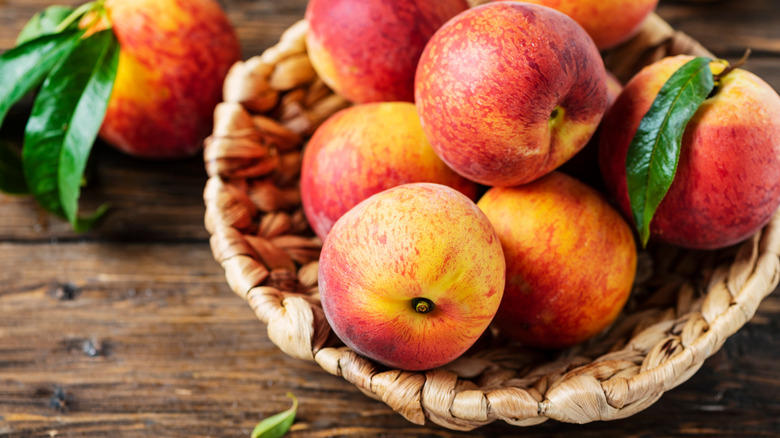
[202,6,780,431]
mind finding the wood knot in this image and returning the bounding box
[48,387,69,412]
[51,282,79,301]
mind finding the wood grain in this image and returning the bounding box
[2,0,780,436]
[2,242,779,436]
[660,0,780,58]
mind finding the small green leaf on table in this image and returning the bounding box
[16,5,76,45]
[251,393,298,438]
[0,141,28,195]
[22,28,120,231]
[625,56,715,247]
[0,30,83,127]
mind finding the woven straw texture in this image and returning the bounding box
[203,6,780,431]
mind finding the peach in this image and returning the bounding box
[300,102,479,240]
[477,172,636,349]
[319,183,505,371]
[99,0,241,159]
[415,2,608,187]
[497,0,659,50]
[599,55,780,249]
[305,0,468,104]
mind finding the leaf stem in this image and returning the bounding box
[54,2,96,33]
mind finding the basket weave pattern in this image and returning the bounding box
[203,11,780,430]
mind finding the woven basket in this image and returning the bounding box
[202,6,780,431]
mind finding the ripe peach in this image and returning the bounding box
[599,55,780,249]
[477,172,637,349]
[415,2,608,187]
[305,0,468,103]
[319,183,506,371]
[301,102,478,240]
[99,0,241,159]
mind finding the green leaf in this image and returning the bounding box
[251,393,298,438]
[22,28,119,230]
[0,30,83,128]
[0,141,29,194]
[16,5,76,45]
[625,57,715,247]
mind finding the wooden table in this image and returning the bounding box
[2,0,779,436]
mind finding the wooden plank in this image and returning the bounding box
[1,242,780,436]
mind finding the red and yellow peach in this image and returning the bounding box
[99,0,241,159]
[305,0,468,104]
[478,172,637,349]
[301,102,478,240]
[319,183,506,370]
[415,2,609,187]
[599,55,780,249]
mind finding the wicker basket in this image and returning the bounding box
[202,6,780,431]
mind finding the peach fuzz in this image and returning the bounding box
[319,183,506,371]
[305,0,468,104]
[415,2,608,187]
[599,55,780,249]
[99,0,241,159]
[300,102,479,241]
[477,172,636,349]
[498,0,659,50]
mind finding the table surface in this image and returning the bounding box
[2,0,780,437]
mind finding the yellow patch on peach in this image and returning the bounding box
[114,53,167,105]
[305,35,340,96]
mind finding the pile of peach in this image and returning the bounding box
[300,0,780,371]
